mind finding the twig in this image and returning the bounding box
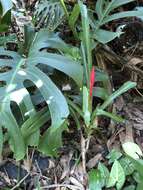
[39,184,83,190]
[80,131,91,175]
[11,173,30,190]
[81,133,86,174]
[125,121,134,143]
[97,44,143,79]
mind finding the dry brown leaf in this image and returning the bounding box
[86,153,102,169]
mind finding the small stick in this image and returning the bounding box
[81,133,86,174]
[11,173,30,190]
[39,184,83,190]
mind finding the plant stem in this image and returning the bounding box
[11,173,30,190]
[60,0,69,19]
[60,0,79,39]
[80,130,91,174]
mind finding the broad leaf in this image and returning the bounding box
[21,107,50,146]
[98,162,109,186]
[100,81,136,110]
[0,110,25,160]
[0,29,83,159]
[69,4,80,26]
[93,29,123,44]
[79,1,92,85]
[124,185,136,190]
[93,87,109,100]
[34,0,64,31]
[108,0,135,11]
[137,183,143,190]
[95,0,104,20]
[102,10,143,24]
[107,149,122,164]
[0,0,13,16]
[122,142,143,160]
[39,122,67,156]
[119,157,135,176]
[88,169,102,190]
[107,160,125,190]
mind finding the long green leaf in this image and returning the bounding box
[95,0,104,19]
[69,4,80,38]
[98,162,110,186]
[96,109,124,123]
[0,110,25,160]
[88,169,102,190]
[103,10,143,24]
[0,29,82,159]
[107,160,125,190]
[0,0,13,15]
[108,0,135,12]
[83,86,90,126]
[28,53,83,87]
[93,29,123,44]
[93,87,109,100]
[79,1,92,85]
[39,122,68,156]
[0,125,3,156]
[21,107,50,138]
[100,81,136,110]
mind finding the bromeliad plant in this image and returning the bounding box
[65,1,138,173]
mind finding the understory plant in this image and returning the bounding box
[66,0,139,173]
[89,148,143,190]
[0,0,143,178]
[34,0,65,31]
[59,1,143,189]
[0,26,83,160]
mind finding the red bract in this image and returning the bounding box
[89,66,95,98]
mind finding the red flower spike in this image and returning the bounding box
[89,66,95,98]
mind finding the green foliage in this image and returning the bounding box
[0,28,83,160]
[83,86,90,126]
[0,0,12,31]
[88,169,102,190]
[120,157,135,176]
[79,1,92,87]
[0,0,142,168]
[68,4,80,38]
[98,162,109,187]
[124,185,136,190]
[122,142,143,159]
[0,0,12,16]
[67,1,137,136]
[107,160,125,190]
[88,148,143,190]
[106,149,122,164]
[0,34,17,46]
[31,1,143,189]
[34,0,64,31]
[62,0,143,44]
[92,0,143,43]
